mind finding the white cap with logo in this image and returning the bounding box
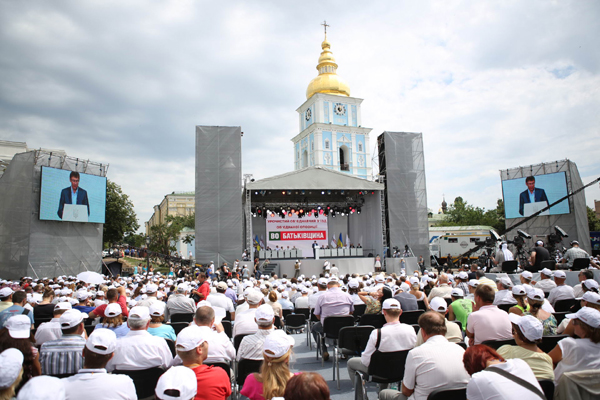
[155,366,198,400]
[508,313,543,341]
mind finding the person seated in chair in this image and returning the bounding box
[379,311,469,400]
[346,299,416,386]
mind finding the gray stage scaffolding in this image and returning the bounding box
[195,126,243,266]
[377,132,430,265]
[500,160,591,254]
[0,151,106,280]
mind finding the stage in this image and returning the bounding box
[268,257,376,278]
[485,270,600,288]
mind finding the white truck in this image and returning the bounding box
[429,225,500,263]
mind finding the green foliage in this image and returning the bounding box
[149,223,180,258]
[182,234,195,245]
[588,206,600,232]
[123,233,145,248]
[103,180,139,246]
[443,197,505,233]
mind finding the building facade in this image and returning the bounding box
[145,191,195,234]
[292,35,373,180]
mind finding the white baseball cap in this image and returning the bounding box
[0,287,14,297]
[583,279,599,291]
[451,288,464,298]
[255,304,275,322]
[155,366,197,400]
[499,277,513,288]
[59,309,88,329]
[553,270,566,279]
[458,271,469,280]
[509,313,543,341]
[105,303,122,317]
[145,284,158,293]
[129,306,150,320]
[527,288,545,302]
[263,330,294,358]
[520,271,533,280]
[429,297,447,312]
[5,315,31,339]
[512,285,527,296]
[86,329,117,355]
[246,290,263,305]
[566,306,600,329]
[382,298,401,310]
[16,376,65,400]
[375,275,385,283]
[581,292,600,306]
[468,279,479,288]
[149,302,166,317]
[54,302,72,311]
[0,348,24,388]
[176,326,209,352]
[76,291,90,301]
[540,268,553,277]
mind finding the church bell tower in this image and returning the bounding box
[292,23,373,180]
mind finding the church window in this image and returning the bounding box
[311,141,314,151]
[358,142,363,152]
[324,140,330,150]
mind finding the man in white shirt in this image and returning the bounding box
[415,297,462,346]
[206,282,236,320]
[192,306,235,363]
[493,277,517,306]
[294,287,310,309]
[136,284,159,308]
[106,306,173,371]
[427,273,453,301]
[63,329,136,400]
[236,304,275,360]
[278,291,294,310]
[534,268,557,294]
[308,278,327,309]
[547,270,575,307]
[165,284,196,321]
[347,299,416,385]
[232,290,263,337]
[380,311,470,400]
[573,269,594,298]
[34,302,71,346]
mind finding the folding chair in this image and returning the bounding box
[572,258,590,271]
[334,325,375,390]
[283,313,307,340]
[400,310,424,325]
[166,322,190,335]
[497,303,513,312]
[170,313,194,323]
[552,311,569,325]
[353,304,367,322]
[416,300,426,310]
[165,339,176,357]
[355,349,410,400]
[234,359,262,400]
[539,334,569,353]
[481,338,516,350]
[427,386,467,400]
[538,379,554,400]
[358,314,386,329]
[554,298,578,312]
[233,333,251,352]
[113,366,165,400]
[282,309,293,318]
[501,260,518,273]
[221,320,232,339]
[317,315,355,364]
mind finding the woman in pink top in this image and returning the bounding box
[241,331,297,400]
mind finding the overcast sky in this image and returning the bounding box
[1,0,599,233]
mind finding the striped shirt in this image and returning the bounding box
[40,334,86,376]
[236,328,274,361]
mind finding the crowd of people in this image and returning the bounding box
[0,260,598,400]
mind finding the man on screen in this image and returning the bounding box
[518,176,549,216]
[57,171,90,219]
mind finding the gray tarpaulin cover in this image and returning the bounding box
[0,152,103,280]
[379,131,430,264]
[195,126,243,266]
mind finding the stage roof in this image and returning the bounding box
[247,166,384,191]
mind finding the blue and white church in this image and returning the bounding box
[292,34,373,180]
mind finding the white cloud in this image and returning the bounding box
[1,0,598,231]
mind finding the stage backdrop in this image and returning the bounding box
[266,214,328,256]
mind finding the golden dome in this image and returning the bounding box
[306,37,350,99]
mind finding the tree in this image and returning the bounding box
[588,206,600,232]
[443,197,505,233]
[148,223,180,258]
[103,180,139,246]
[123,233,145,248]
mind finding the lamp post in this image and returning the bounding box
[146,236,150,274]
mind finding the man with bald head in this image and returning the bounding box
[427,273,452,301]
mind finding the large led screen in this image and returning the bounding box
[40,167,107,223]
[502,171,570,219]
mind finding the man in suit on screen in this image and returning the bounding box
[518,175,548,216]
[57,171,89,219]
